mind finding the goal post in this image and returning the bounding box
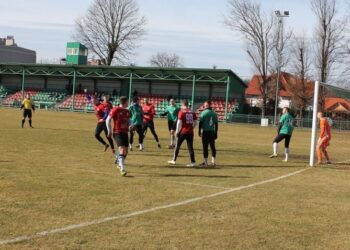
[309,81,320,167]
[309,80,350,167]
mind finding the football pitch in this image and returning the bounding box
[0,108,349,249]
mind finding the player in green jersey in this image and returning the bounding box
[270,107,294,162]
[161,98,180,148]
[129,96,144,151]
[198,101,218,166]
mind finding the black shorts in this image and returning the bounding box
[23,109,32,118]
[143,120,155,130]
[273,133,292,148]
[113,133,129,147]
[168,120,176,131]
[95,122,107,135]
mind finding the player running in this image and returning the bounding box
[161,98,180,149]
[20,94,35,128]
[316,112,332,164]
[168,100,197,167]
[142,98,161,148]
[129,96,144,151]
[93,97,115,153]
[106,96,131,176]
[270,107,294,162]
[198,100,218,167]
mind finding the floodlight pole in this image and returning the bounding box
[129,71,133,105]
[273,10,289,126]
[191,74,196,111]
[224,76,231,121]
[309,81,320,167]
[21,67,25,98]
[262,32,268,118]
[72,69,76,111]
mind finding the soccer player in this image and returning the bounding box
[161,98,180,148]
[20,94,35,128]
[93,97,115,153]
[142,98,161,148]
[129,96,144,151]
[198,100,218,166]
[168,99,197,167]
[270,107,294,162]
[106,96,131,176]
[316,111,332,164]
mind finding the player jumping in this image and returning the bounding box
[161,98,180,149]
[198,100,218,167]
[129,96,144,151]
[316,112,332,165]
[106,96,131,176]
[168,100,197,167]
[20,94,35,128]
[93,97,115,153]
[270,107,294,162]
[142,98,161,148]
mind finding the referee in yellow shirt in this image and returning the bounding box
[20,94,35,128]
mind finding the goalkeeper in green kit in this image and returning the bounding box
[198,100,218,166]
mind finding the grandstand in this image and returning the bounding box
[0,85,8,100]
[1,90,66,109]
[0,64,247,120]
[1,90,37,107]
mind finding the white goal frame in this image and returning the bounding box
[309,81,320,167]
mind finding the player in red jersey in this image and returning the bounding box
[93,97,115,153]
[102,95,113,114]
[168,99,197,167]
[106,96,131,176]
[142,98,161,148]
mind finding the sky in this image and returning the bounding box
[0,0,348,79]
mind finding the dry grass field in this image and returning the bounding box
[0,108,349,249]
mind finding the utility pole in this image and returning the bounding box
[273,10,289,126]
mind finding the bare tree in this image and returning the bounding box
[224,0,274,117]
[74,0,146,65]
[311,0,346,108]
[288,35,314,117]
[150,52,184,68]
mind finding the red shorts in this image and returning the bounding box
[319,137,330,149]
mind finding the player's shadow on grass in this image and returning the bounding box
[131,153,174,157]
[220,163,303,168]
[135,171,244,178]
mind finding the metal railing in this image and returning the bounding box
[227,114,350,131]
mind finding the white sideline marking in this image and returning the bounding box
[0,167,310,246]
[156,179,230,190]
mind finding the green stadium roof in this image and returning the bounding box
[0,63,247,87]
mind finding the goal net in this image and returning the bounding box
[309,81,350,167]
